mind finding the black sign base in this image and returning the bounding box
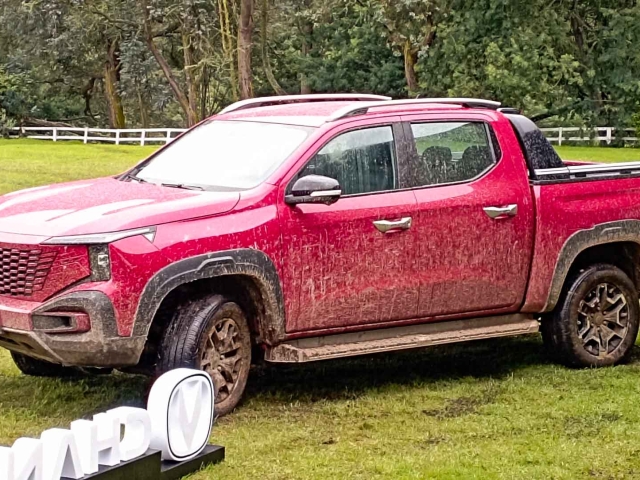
[161,445,226,480]
[62,445,225,480]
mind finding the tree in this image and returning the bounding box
[237,0,254,99]
[260,0,286,95]
[377,0,446,96]
[2,0,640,128]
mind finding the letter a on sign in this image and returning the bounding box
[40,429,83,480]
[148,369,214,462]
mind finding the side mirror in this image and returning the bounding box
[285,175,341,206]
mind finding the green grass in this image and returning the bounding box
[3,139,640,479]
[555,145,640,163]
[0,139,157,194]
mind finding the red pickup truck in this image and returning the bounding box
[1,94,639,415]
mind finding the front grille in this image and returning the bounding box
[0,248,57,297]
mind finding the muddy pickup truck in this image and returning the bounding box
[1,94,639,415]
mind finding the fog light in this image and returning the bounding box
[32,314,72,331]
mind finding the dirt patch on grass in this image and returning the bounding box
[422,386,499,419]
[564,412,622,438]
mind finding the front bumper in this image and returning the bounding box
[0,291,146,367]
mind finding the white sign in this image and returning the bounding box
[0,369,214,480]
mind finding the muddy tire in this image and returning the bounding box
[541,264,639,367]
[11,352,80,377]
[157,294,252,417]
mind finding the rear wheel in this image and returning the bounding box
[157,294,252,417]
[11,352,80,377]
[541,264,639,367]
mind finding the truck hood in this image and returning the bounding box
[0,178,240,237]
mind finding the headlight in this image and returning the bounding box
[42,226,156,245]
[42,226,156,282]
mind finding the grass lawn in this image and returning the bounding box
[3,139,640,479]
[0,139,157,195]
[555,145,640,163]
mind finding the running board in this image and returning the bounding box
[265,314,539,363]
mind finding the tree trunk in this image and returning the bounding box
[182,26,199,125]
[104,40,126,128]
[261,0,285,95]
[218,0,239,101]
[139,0,197,126]
[200,67,210,119]
[237,0,254,100]
[81,77,97,119]
[403,39,419,96]
[300,20,313,94]
[137,88,150,128]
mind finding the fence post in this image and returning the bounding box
[165,129,171,144]
[606,127,613,145]
[140,130,146,147]
[83,127,89,144]
[52,128,57,142]
[558,127,563,146]
[115,130,120,146]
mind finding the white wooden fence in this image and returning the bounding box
[8,127,188,146]
[5,125,640,146]
[540,127,639,145]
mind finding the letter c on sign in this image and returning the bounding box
[147,369,214,462]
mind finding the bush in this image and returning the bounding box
[0,107,15,138]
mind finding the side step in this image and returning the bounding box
[265,314,539,363]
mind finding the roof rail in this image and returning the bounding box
[327,98,502,122]
[219,94,392,115]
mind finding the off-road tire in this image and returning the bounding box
[11,352,81,377]
[157,294,252,417]
[541,263,639,367]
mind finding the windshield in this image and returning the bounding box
[134,120,314,190]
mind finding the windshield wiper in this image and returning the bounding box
[160,182,205,191]
[122,173,150,184]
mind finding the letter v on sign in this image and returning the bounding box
[176,381,204,448]
[148,369,214,462]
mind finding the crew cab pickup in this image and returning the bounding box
[1,94,639,415]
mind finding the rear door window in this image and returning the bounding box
[406,122,497,187]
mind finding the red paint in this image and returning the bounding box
[0,99,633,355]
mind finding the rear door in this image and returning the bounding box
[401,113,535,318]
[278,118,419,333]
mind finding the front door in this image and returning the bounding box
[279,122,419,333]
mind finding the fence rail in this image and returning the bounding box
[8,126,188,145]
[540,127,639,145]
[6,125,640,146]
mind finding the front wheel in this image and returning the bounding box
[541,263,639,367]
[157,294,252,417]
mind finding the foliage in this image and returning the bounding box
[0,109,15,137]
[1,0,640,127]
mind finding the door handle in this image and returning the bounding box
[373,217,412,233]
[483,204,518,219]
